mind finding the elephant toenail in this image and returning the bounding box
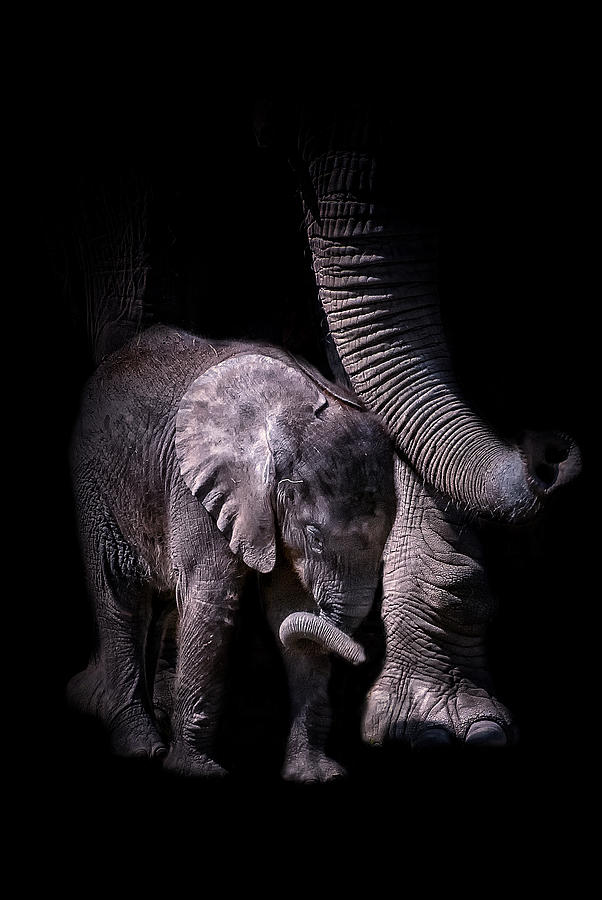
[411,727,453,748]
[151,744,168,760]
[465,721,507,746]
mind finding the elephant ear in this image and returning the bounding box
[175,353,327,573]
[286,352,364,409]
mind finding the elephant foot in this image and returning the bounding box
[66,664,166,760]
[66,664,105,718]
[362,668,515,748]
[282,751,347,783]
[163,742,228,778]
[108,708,167,760]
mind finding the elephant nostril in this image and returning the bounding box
[534,461,558,488]
[521,430,580,496]
[545,443,570,464]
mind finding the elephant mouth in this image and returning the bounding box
[279,611,366,666]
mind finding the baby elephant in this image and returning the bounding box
[68,325,395,781]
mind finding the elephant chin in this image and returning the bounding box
[279,612,366,666]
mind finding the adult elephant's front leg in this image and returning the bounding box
[362,456,513,748]
[164,565,242,778]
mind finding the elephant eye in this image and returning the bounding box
[306,525,324,554]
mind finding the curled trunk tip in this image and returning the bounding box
[279,611,366,666]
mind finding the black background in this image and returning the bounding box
[19,36,594,860]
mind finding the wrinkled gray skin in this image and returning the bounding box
[67,325,395,781]
[273,103,582,747]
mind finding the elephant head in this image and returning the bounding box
[175,350,396,663]
[258,99,581,522]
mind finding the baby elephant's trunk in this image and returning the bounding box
[279,612,366,666]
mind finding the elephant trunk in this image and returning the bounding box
[279,612,366,666]
[297,135,580,520]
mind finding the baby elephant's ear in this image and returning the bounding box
[175,353,324,573]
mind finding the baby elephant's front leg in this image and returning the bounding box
[264,566,345,783]
[280,647,345,783]
[164,570,241,778]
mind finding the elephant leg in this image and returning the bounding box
[163,562,243,778]
[362,456,514,748]
[66,504,165,759]
[263,565,345,783]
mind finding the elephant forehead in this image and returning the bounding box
[304,452,393,500]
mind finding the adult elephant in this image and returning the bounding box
[256,96,582,747]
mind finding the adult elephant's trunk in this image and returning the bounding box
[295,109,579,520]
[279,612,366,666]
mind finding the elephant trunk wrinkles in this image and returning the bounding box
[298,145,569,520]
[279,612,366,666]
[309,221,534,516]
